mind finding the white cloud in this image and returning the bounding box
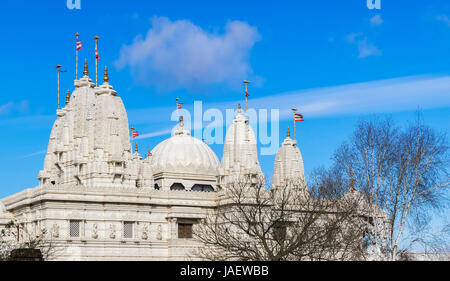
[22,150,46,159]
[125,75,450,128]
[345,32,360,44]
[115,16,261,91]
[0,102,14,114]
[0,100,29,115]
[134,129,172,140]
[436,15,450,27]
[370,15,384,26]
[249,75,450,120]
[357,37,381,58]
[345,33,381,58]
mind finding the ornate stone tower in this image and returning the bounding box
[38,63,153,189]
[271,127,305,189]
[218,103,262,187]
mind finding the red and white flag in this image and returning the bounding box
[132,131,139,138]
[245,90,250,98]
[177,102,185,109]
[76,41,83,51]
[148,152,152,157]
[294,113,304,122]
[95,46,99,60]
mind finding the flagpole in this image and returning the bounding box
[56,65,62,109]
[130,126,135,153]
[292,108,297,140]
[93,36,100,86]
[294,117,296,140]
[243,80,250,113]
[75,32,79,80]
[176,98,179,129]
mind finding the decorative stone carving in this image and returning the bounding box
[91,223,98,239]
[51,224,59,238]
[156,224,162,240]
[109,224,116,239]
[141,224,148,240]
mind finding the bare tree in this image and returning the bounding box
[194,174,370,261]
[331,114,449,260]
[0,220,56,261]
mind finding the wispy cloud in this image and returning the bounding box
[134,129,172,140]
[357,37,381,58]
[345,32,381,58]
[126,75,450,128]
[3,76,449,137]
[253,75,450,120]
[22,150,46,159]
[370,15,384,26]
[0,100,28,115]
[115,16,261,92]
[436,15,450,27]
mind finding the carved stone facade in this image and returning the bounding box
[0,68,276,260]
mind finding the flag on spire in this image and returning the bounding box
[76,40,83,51]
[132,131,139,138]
[95,45,99,60]
[294,113,304,122]
[245,90,250,98]
[177,101,185,109]
[148,152,152,157]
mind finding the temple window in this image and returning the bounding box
[123,221,134,238]
[191,184,214,192]
[178,223,193,239]
[69,220,81,237]
[170,183,185,191]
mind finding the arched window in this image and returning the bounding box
[170,183,185,191]
[192,184,214,192]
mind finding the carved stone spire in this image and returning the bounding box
[103,66,109,83]
[83,59,89,76]
[271,131,305,189]
[65,90,70,105]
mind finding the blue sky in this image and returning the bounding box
[0,0,450,199]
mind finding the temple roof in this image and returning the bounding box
[272,128,305,188]
[219,104,262,176]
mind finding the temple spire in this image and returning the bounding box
[135,143,138,153]
[103,66,109,83]
[287,127,290,138]
[180,115,184,127]
[65,90,70,105]
[83,59,89,76]
[238,103,241,114]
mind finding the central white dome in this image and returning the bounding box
[150,127,219,176]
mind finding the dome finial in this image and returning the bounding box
[103,66,109,83]
[287,126,290,137]
[83,59,88,76]
[238,103,241,113]
[65,90,70,105]
[180,115,184,127]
